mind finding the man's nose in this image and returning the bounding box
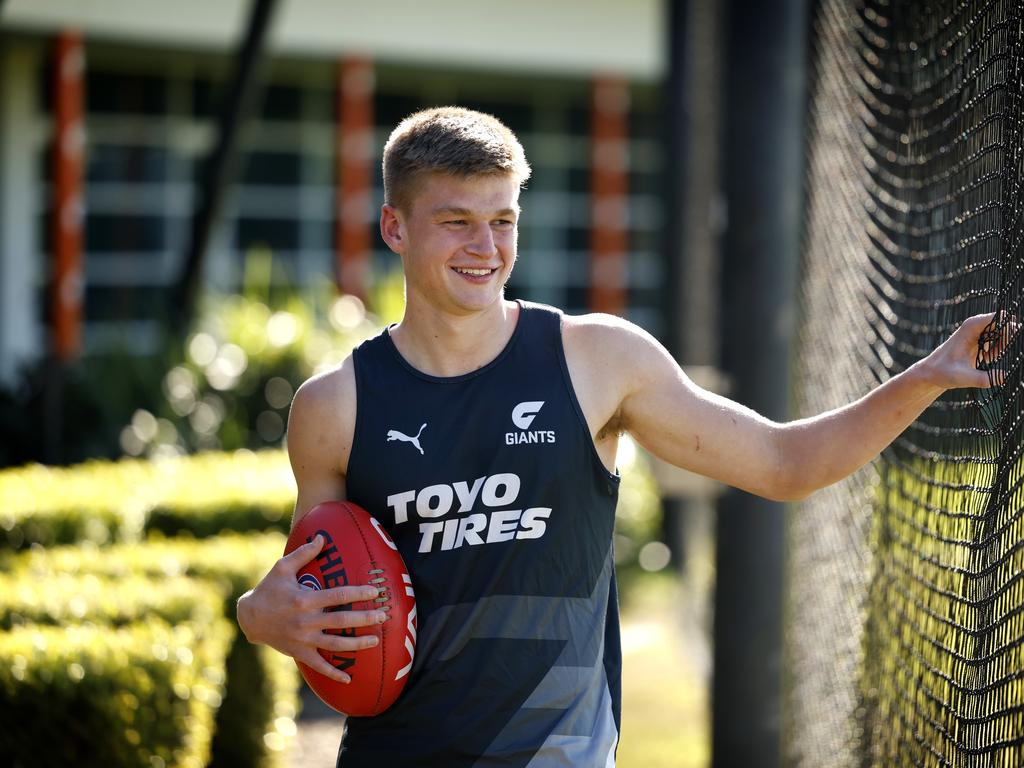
[466,223,498,257]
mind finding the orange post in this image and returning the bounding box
[52,31,85,359]
[588,76,630,316]
[335,56,375,303]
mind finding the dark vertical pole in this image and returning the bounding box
[661,0,725,612]
[172,0,279,328]
[661,0,693,575]
[713,0,807,766]
[662,0,689,362]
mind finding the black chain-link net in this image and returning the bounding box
[786,1,1024,766]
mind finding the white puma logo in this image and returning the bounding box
[387,423,427,455]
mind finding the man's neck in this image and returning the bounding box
[389,299,520,378]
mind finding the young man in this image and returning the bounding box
[237,107,1006,766]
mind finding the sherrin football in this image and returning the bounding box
[284,500,417,716]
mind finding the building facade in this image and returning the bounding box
[0,0,667,382]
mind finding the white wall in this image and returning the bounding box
[3,0,666,79]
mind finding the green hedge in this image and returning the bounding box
[0,451,294,551]
[0,458,154,549]
[8,531,288,603]
[142,450,294,538]
[5,533,300,768]
[0,572,223,631]
[0,619,231,768]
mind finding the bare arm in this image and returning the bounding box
[775,313,1008,498]
[577,312,1008,501]
[236,359,384,682]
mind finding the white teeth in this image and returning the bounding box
[454,268,493,276]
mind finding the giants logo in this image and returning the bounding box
[506,401,556,445]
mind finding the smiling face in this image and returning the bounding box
[380,172,520,317]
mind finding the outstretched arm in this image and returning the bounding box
[596,312,1010,501]
[774,313,1009,498]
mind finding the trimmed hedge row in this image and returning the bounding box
[143,451,294,538]
[8,531,289,604]
[0,450,294,550]
[3,533,301,768]
[0,572,222,631]
[0,619,231,768]
[0,458,153,549]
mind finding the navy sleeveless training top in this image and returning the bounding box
[341,301,622,767]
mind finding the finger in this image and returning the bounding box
[279,534,325,574]
[318,632,380,654]
[985,312,1021,344]
[980,325,1019,363]
[310,584,381,609]
[317,609,389,631]
[300,650,351,684]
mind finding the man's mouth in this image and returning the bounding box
[452,267,496,276]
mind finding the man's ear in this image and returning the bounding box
[380,204,406,254]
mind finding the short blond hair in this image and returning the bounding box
[382,106,531,211]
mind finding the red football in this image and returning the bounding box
[284,500,417,716]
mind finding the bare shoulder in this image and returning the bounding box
[561,310,660,343]
[287,355,357,479]
[559,312,663,446]
[561,311,666,380]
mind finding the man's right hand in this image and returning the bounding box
[236,533,388,683]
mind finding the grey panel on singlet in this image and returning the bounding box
[416,550,618,767]
[523,686,619,768]
[424,548,613,665]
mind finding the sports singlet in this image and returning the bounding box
[341,301,622,768]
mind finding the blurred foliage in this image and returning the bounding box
[0,457,154,550]
[143,449,295,539]
[0,351,170,468]
[124,248,391,459]
[0,248,404,468]
[0,450,293,551]
[614,438,669,596]
[0,619,231,768]
[6,531,287,613]
[6,532,298,768]
[0,572,222,632]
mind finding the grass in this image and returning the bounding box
[617,574,710,768]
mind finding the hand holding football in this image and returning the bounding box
[284,501,417,716]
